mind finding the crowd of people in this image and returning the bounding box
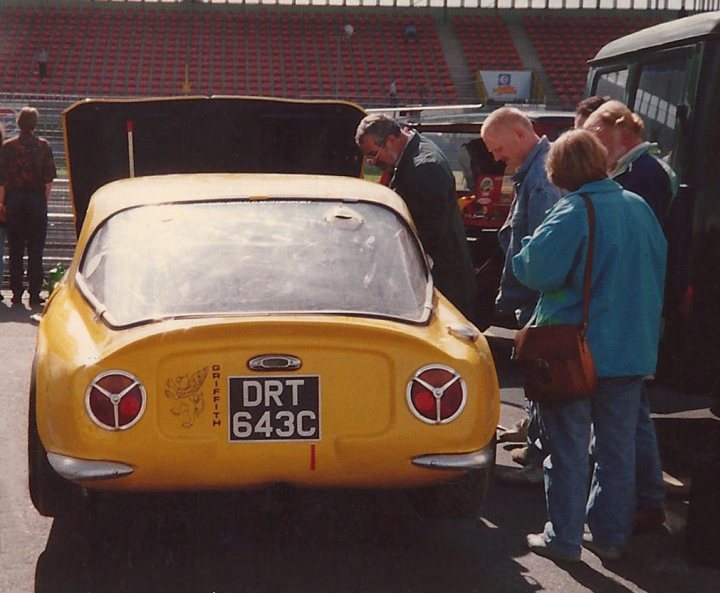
[0,98,672,562]
[356,96,672,563]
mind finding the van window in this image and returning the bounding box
[595,68,628,101]
[633,56,689,157]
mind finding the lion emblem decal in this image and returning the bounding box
[165,367,210,428]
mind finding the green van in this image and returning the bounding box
[587,11,720,395]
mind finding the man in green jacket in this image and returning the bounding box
[355,114,477,322]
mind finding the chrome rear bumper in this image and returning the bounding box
[48,441,495,483]
[47,452,134,482]
[411,440,496,472]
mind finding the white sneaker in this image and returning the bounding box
[497,417,529,443]
[527,533,581,562]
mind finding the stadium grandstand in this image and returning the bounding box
[0,0,711,109]
[0,0,716,282]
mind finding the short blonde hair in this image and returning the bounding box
[546,129,608,191]
[588,100,644,137]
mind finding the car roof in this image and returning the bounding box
[591,11,720,63]
[63,96,367,233]
[82,173,413,235]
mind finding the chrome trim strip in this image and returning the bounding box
[411,442,496,471]
[447,324,480,342]
[47,452,134,482]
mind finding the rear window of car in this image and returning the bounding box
[79,200,431,326]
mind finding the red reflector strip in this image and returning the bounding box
[310,444,316,471]
[679,284,694,318]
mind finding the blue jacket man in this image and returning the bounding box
[481,107,564,483]
[481,107,564,326]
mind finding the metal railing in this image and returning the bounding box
[14,0,715,12]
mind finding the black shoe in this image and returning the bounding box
[29,295,46,307]
[634,507,666,533]
[582,533,623,560]
[495,464,544,486]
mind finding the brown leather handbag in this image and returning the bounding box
[512,194,597,404]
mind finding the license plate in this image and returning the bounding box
[228,375,320,442]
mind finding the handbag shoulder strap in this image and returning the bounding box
[580,193,596,332]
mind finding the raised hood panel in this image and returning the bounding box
[62,96,367,233]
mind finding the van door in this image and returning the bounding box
[589,44,719,393]
[630,46,702,175]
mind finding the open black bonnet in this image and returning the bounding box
[63,97,367,234]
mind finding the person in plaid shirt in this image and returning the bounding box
[0,107,56,307]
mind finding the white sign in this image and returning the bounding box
[479,71,533,102]
[0,106,19,138]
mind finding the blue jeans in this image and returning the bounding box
[635,385,665,510]
[539,377,643,556]
[526,399,544,466]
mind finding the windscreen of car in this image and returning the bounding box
[79,200,431,326]
[420,132,506,192]
[421,132,486,191]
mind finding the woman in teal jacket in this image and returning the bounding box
[513,129,667,562]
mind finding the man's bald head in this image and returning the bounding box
[480,107,540,172]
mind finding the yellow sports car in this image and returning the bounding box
[29,97,499,518]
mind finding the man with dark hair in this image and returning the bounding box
[355,113,477,321]
[574,95,608,130]
[0,107,57,307]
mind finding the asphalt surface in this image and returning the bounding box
[2,294,719,593]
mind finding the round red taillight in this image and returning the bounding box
[406,364,467,424]
[85,371,146,430]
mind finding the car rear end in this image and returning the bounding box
[34,177,498,497]
[36,308,498,492]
